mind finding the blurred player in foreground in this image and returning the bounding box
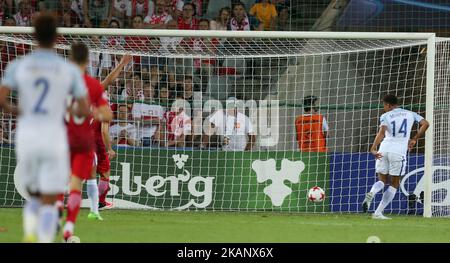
[0,13,90,243]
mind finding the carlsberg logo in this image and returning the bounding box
[109,154,214,209]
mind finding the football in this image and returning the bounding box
[308,186,325,202]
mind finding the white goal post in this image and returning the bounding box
[0,27,447,217]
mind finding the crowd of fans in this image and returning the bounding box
[0,0,291,30]
[0,0,292,150]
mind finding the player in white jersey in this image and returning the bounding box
[362,94,429,219]
[0,14,90,242]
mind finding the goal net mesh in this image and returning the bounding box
[0,30,449,216]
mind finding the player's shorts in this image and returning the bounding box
[71,151,95,180]
[15,126,69,194]
[95,143,110,174]
[375,152,407,176]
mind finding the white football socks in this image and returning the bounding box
[374,186,397,216]
[37,204,58,243]
[370,181,385,195]
[87,179,99,214]
[23,197,41,239]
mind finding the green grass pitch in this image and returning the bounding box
[1,208,450,243]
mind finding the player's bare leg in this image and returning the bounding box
[372,176,399,220]
[22,192,41,243]
[87,166,102,220]
[37,194,59,243]
[363,174,388,213]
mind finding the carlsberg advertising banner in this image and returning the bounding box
[105,148,330,212]
[6,147,330,212]
[5,147,444,213]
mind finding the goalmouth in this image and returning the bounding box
[0,27,447,217]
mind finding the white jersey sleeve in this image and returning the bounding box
[412,111,424,123]
[1,59,21,90]
[379,114,388,128]
[322,117,329,132]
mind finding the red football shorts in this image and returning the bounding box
[71,151,95,180]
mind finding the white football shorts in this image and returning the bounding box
[15,126,70,194]
[375,152,407,176]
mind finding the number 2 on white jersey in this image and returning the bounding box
[33,78,49,114]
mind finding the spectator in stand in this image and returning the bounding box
[129,0,154,26]
[142,81,156,101]
[4,16,17,26]
[144,0,172,28]
[58,0,83,27]
[83,0,111,27]
[158,85,171,107]
[165,103,192,148]
[86,36,102,77]
[3,16,17,26]
[71,0,85,25]
[38,0,59,12]
[167,0,184,20]
[140,0,170,81]
[109,0,132,26]
[150,66,161,85]
[126,15,152,68]
[2,0,10,18]
[110,104,137,146]
[193,19,219,82]
[191,0,203,17]
[102,19,126,47]
[6,0,39,14]
[122,73,144,101]
[99,20,128,78]
[13,0,35,26]
[275,4,289,31]
[159,19,193,86]
[202,97,256,151]
[178,2,199,30]
[0,0,6,25]
[229,2,263,31]
[249,0,277,31]
[131,85,165,146]
[107,83,122,106]
[210,7,231,31]
[176,75,194,105]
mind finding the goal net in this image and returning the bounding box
[0,28,448,217]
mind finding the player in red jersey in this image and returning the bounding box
[93,54,133,210]
[62,43,113,241]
